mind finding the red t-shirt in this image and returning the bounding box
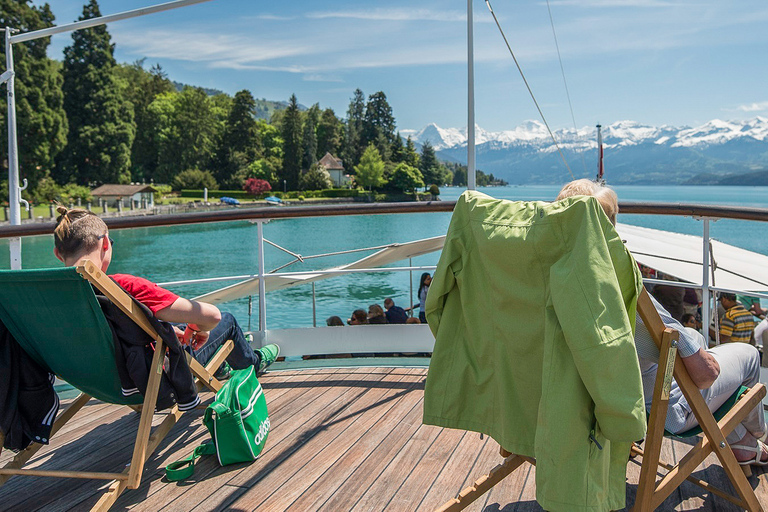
[111,274,179,314]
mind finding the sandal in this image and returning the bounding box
[731,439,768,466]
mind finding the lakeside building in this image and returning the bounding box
[318,152,351,188]
[91,184,156,208]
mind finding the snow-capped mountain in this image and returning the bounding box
[401,117,768,185]
[403,117,768,151]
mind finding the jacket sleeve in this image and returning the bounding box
[549,202,646,442]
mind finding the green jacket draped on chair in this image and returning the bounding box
[423,191,646,512]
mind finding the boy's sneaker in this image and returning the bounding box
[213,362,232,381]
[256,344,280,372]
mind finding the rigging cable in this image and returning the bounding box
[545,0,588,175]
[484,0,574,179]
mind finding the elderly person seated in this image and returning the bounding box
[556,179,767,466]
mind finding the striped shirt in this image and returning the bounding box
[720,304,756,344]
[635,294,705,434]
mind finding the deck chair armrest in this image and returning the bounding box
[76,260,161,342]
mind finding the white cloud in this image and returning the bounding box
[545,0,679,6]
[303,74,344,82]
[306,8,474,22]
[735,101,768,112]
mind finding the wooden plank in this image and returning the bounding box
[239,369,427,511]
[118,367,339,510]
[417,432,489,510]
[384,426,465,511]
[184,367,407,512]
[154,367,386,511]
[350,407,445,511]
[385,427,473,511]
[311,382,429,510]
[289,379,428,511]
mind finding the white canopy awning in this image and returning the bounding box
[616,223,768,292]
[194,235,446,304]
[195,224,768,305]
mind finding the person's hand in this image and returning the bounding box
[749,304,765,317]
[182,324,210,350]
[173,326,185,343]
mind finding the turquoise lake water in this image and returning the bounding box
[2,185,766,329]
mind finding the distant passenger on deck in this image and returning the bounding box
[348,309,368,325]
[367,304,388,324]
[52,207,279,379]
[556,180,767,466]
[383,298,408,324]
[710,292,756,345]
[326,316,345,327]
[416,273,432,323]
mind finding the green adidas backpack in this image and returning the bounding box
[165,365,270,481]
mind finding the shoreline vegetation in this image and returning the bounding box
[2,0,506,213]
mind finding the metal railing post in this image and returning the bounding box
[312,282,317,327]
[409,257,414,317]
[6,28,22,269]
[256,219,268,344]
[701,218,711,344]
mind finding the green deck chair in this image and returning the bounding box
[0,260,233,511]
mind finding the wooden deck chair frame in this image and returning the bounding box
[0,259,234,511]
[435,287,766,512]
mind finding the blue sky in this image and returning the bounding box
[36,0,768,133]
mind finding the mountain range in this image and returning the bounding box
[401,118,768,185]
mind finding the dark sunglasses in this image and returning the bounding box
[98,234,115,247]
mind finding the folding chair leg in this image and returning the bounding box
[187,339,234,393]
[436,448,533,512]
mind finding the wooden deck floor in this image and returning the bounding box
[1,366,766,511]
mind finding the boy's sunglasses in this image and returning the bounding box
[98,234,115,247]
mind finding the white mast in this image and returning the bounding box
[467,0,476,191]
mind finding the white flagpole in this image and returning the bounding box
[467,0,476,191]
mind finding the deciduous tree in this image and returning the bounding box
[354,144,386,191]
[390,163,424,193]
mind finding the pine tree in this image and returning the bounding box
[343,89,365,168]
[280,94,303,190]
[404,136,420,169]
[419,141,440,187]
[316,108,342,158]
[58,0,135,185]
[302,104,320,171]
[390,132,405,163]
[214,89,259,185]
[0,0,67,194]
[363,91,396,158]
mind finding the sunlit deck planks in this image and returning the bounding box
[1,366,766,511]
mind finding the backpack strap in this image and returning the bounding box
[165,442,216,481]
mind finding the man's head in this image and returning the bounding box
[384,298,394,310]
[718,292,737,309]
[556,179,619,225]
[53,206,112,271]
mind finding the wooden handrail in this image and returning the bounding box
[1,199,767,239]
